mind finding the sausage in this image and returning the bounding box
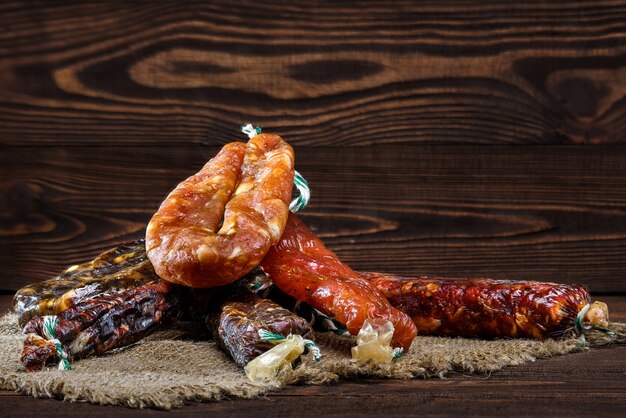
[360,272,592,339]
[20,281,183,371]
[146,134,294,288]
[260,214,417,351]
[13,239,158,327]
[206,285,314,367]
[20,334,58,371]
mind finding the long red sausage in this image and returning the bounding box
[260,214,417,351]
[361,272,605,339]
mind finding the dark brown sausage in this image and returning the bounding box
[20,281,182,371]
[206,286,314,367]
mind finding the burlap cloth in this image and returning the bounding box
[0,311,587,410]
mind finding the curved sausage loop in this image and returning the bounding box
[260,214,417,351]
[146,134,294,288]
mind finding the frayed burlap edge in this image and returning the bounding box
[0,312,588,410]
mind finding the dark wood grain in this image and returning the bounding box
[1,1,626,146]
[3,145,626,292]
[2,2,625,415]
[2,295,626,417]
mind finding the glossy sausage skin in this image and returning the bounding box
[260,214,417,351]
[13,240,157,327]
[361,272,590,339]
[147,134,294,288]
[20,334,57,372]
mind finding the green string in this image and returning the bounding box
[311,308,350,336]
[573,303,620,347]
[42,316,71,370]
[304,341,322,362]
[574,303,591,334]
[257,329,322,362]
[289,171,310,213]
[392,347,404,360]
[240,124,310,213]
[241,123,262,139]
[258,329,286,341]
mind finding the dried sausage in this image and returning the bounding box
[20,281,182,371]
[207,285,314,367]
[146,134,294,288]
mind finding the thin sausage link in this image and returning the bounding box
[147,134,294,288]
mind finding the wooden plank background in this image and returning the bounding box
[2,1,626,292]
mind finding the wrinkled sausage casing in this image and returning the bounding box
[362,272,590,339]
[207,287,313,367]
[146,134,294,288]
[260,214,417,351]
[20,280,182,371]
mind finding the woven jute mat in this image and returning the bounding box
[0,312,587,410]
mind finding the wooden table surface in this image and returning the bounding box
[2,294,626,417]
